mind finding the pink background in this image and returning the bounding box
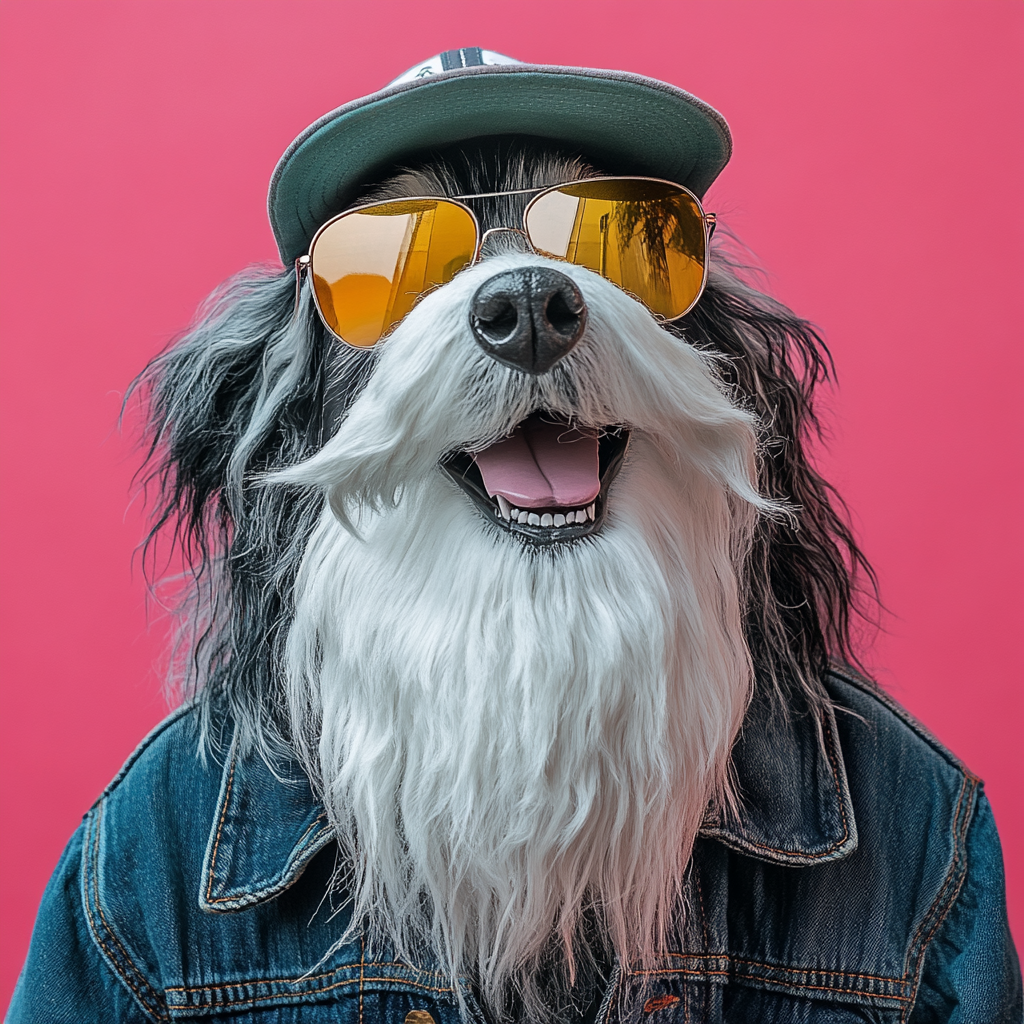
[1,0,1021,1008]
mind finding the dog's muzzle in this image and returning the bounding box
[469,267,587,375]
[442,414,629,546]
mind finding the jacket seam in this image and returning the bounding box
[358,933,365,1024]
[899,769,977,1022]
[164,961,453,995]
[903,770,968,957]
[630,967,910,1003]
[827,668,970,775]
[659,952,908,988]
[82,805,170,1021]
[167,975,456,1010]
[645,952,910,994]
[96,705,195,806]
[203,754,237,903]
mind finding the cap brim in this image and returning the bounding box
[269,63,732,266]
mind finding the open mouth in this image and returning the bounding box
[441,412,630,544]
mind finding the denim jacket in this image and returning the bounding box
[9,668,1021,1023]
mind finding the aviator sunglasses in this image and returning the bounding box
[296,176,717,349]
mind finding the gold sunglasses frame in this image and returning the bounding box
[295,176,717,348]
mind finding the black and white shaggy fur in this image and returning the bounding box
[133,138,875,1023]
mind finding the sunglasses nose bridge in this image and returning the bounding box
[475,226,534,262]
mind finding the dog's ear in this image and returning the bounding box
[680,266,878,710]
[130,268,339,755]
[133,269,328,555]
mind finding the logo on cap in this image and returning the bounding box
[388,48,520,87]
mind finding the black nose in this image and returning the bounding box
[469,267,587,374]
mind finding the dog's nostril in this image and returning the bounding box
[545,290,582,336]
[473,295,520,342]
[469,267,587,375]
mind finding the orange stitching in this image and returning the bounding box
[358,933,365,1024]
[631,967,910,1002]
[643,770,974,1017]
[828,668,978,780]
[634,956,910,997]
[90,807,169,1018]
[906,772,968,957]
[164,960,450,994]
[83,818,149,1012]
[905,771,969,963]
[204,753,238,902]
[928,778,975,947]
[203,811,330,904]
[295,812,328,848]
[82,809,169,1021]
[167,975,454,1010]
[901,773,975,1022]
[655,952,905,988]
[725,957,904,988]
[632,969,729,979]
[91,806,152,985]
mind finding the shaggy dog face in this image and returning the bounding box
[274,152,765,1013]
[137,138,872,1022]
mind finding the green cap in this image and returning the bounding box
[268,48,732,266]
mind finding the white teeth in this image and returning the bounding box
[509,506,596,529]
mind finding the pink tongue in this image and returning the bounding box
[473,414,600,509]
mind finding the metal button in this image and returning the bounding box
[404,1012,436,1024]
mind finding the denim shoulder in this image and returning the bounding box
[7,708,379,1024]
[824,671,1022,1023]
[910,792,1022,1022]
[7,707,222,1024]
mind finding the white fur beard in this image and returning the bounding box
[278,254,764,1019]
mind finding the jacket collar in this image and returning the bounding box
[201,675,857,912]
[698,677,858,865]
[199,743,334,913]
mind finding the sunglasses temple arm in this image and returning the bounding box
[293,255,311,321]
[705,213,717,240]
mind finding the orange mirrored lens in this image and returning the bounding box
[310,199,477,347]
[525,180,707,319]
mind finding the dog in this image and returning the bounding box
[136,135,870,1021]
